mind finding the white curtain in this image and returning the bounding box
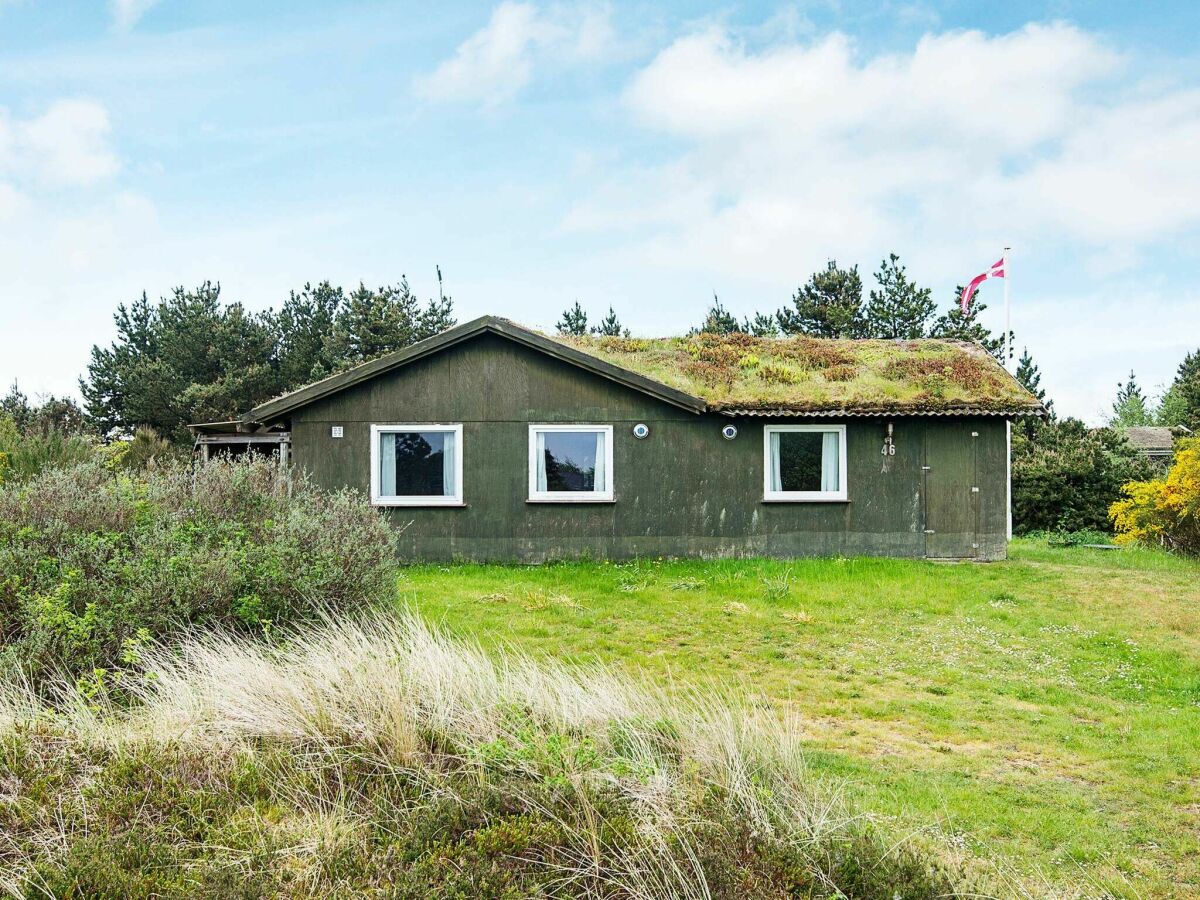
[441,432,455,496]
[380,433,396,496]
[535,431,548,492]
[592,432,606,492]
[769,431,782,492]
[821,431,839,492]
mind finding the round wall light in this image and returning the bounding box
[632,423,650,439]
[721,424,738,440]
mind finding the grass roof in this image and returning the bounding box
[555,332,1043,414]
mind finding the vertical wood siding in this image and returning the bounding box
[289,333,1008,562]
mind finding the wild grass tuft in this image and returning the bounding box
[0,609,988,898]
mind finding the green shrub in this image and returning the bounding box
[100,425,188,471]
[0,457,397,681]
[1111,437,1200,554]
[1012,418,1153,534]
[0,416,99,484]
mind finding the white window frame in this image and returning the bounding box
[528,424,614,503]
[370,423,464,507]
[762,424,848,503]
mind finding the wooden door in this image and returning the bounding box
[923,424,978,559]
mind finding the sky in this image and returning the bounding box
[2,1,1199,423]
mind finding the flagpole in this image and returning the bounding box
[1003,246,1012,543]
[1003,246,1011,371]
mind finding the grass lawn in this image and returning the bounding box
[397,539,1200,897]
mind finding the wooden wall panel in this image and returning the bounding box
[289,333,1009,562]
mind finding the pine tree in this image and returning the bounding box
[1,383,32,432]
[80,276,454,442]
[1162,349,1200,430]
[776,261,864,338]
[326,278,455,368]
[863,254,935,339]
[80,283,278,440]
[930,287,1006,362]
[1156,382,1189,428]
[590,307,629,338]
[741,312,778,337]
[81,292,160,435]
[695,295,740,335]
[1110,371,1153,428]
[691,295,777,336]
[556,302,589,336]
[1015,348,1053,435]
[1015,347,1052,409]
[276,281,344,387]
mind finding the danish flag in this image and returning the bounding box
[960,257,1005,314]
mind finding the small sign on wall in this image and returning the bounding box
[331,425,344,439]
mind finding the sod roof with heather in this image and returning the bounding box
[244,317,1045,424]
[555,332,1044,415]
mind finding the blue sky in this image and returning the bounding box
[2,1,1199,422]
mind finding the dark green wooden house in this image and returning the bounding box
[231,316,1044,562]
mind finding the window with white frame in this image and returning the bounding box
[763,424,847,502]
[370,424,463,506]
[528,425,614,502]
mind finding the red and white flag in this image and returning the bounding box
[960,257,1005,314]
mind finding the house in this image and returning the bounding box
[227,316,1045,562]
[1121,425,1190,466]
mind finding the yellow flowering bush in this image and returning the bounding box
[1110,438,1200,554]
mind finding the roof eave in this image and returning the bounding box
[716,405,1048,418]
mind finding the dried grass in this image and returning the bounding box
[0,610,1090,898]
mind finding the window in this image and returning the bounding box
[370,424,463,506]
[528,425,614,502]
[763,424,847,502]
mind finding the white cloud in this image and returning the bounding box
[556,21,1200,421]
[3,99,120,187]
[564,22,1200,283]
[110,0,159,32]
[414,1,614,106]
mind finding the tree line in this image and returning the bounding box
[79,279,455,442]
[3,250,1196,475]
[1107,358,1200,430]
[558,254,1008,360]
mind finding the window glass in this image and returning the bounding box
[766,427,843,497]
[379,430,456,497]
[537,430,603,492]
[529,426,612,500]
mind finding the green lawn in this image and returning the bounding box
[397,539,1200,897]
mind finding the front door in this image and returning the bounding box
[923,424,978,559]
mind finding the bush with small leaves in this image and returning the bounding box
[0,456,397,683]
[1012,418,1152,534]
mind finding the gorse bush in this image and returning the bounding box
[1011,419,1152,534]
[0,612,986,899]
[1111,437,1200,555]
[0,457,397,681]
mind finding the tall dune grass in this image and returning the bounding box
[0,610,998,898]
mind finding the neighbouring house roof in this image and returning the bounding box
[1123,425,1188,454]
[245,315,1046,424]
